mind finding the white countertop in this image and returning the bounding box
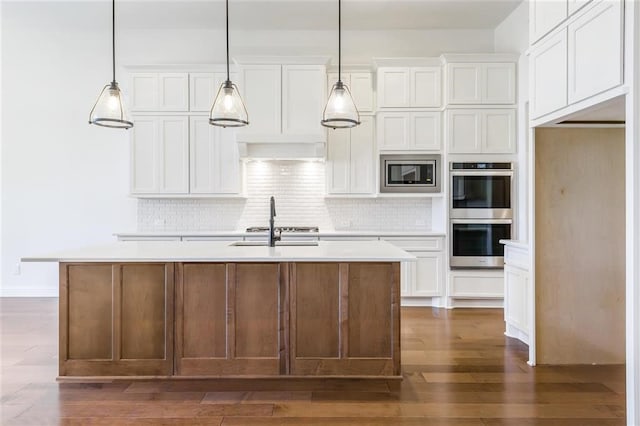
[22,240,416,263]
[499,239,529,250]
[115,230,446,238]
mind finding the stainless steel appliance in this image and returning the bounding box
[380,154,441,193]
[450,162,513,219]
[450,219,511,268]
[449,162,513,269]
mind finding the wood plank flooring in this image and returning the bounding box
[0,298,626,425]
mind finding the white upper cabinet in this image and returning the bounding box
[377,112,441,151]
[189,72,238,112]
[189,117,240,194]
[326,116,375,194]
[283,65,325,136]
[530,29,568,119]
[530,0,568,44]
[377,66,441,108]
[130,73,189,112]
[327,72,374,112]
[238,64,325,139]
[130,116,189,194]
[239,65,282,135]
[447,109,515,154]
[567,0,623,104]
[446,63,515,105]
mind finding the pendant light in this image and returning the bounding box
[209,0,249,127]
[321,0,360,129]
[89,0,133,129]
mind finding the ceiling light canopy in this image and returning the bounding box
[321,0,360,129]
[89,0,133,130]
[210,0,249,128]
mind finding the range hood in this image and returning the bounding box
[237,133,326,160]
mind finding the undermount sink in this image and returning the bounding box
[230,241,319,247]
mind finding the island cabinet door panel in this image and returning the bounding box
[175,263,285,376]
[290,262,400,377]
[59,263,174,377]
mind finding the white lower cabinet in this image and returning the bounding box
[130,116,189,194]
[383,237,445,306]
[326,116,375,194]
[449,270,504,301]
[504,265,529,343]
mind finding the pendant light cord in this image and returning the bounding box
[226,0,230,81]
[111,0,116,83]
[338,0,341,82]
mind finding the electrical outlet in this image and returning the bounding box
[415,219,426,227]
[339,220,352,228]
[13,262,21,275]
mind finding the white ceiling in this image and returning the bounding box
[6,0,523,31]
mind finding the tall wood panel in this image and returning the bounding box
[60,263,174,377]
[535,127,625,364]
[290,262,401,376]
[175,263,284,376]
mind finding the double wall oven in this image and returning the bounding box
[450,162,513,268]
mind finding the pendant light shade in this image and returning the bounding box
[210,0,249,128]
[321,0,360,129]
[89,0,133,129]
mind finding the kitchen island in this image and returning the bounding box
[24,240,413,380]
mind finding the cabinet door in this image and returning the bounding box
[282,65,325,136]
[326,127,351,194]
[567,0,623,104]
[411,67,441,107]
[531,29,568,119]
[158,117,189,193]
[504,265,529,332]
[446,63,482,104]
[482,109,516,154]
[130,73,158,111]
[412,252,443,297]
[482,63,516,104]
[377,68,410,107]
[130,117,159,193]
[158,73,189,111]
[190,117,240,194]
[377,112,409,150]
[350,73,374,112]
[447,110,481,154]
[349,116,374,194]
[190,72,235,112]
[530,0,568,43]
[411,112,441,151]
[568,0,592,15]
[59,263,174,377]
[240,65,282,134]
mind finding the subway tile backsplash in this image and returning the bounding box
[138,161,432,232]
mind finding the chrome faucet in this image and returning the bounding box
[268,196,280,247]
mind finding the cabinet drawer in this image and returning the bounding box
[450,272,504,298]
[118,236,181,241]
[320,236,379,241]
[382,237,443,251]
[182,236,239,242]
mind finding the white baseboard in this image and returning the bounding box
[401,296,446,307]
[448,298,504,309]
[0,287,58,297]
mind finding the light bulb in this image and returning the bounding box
[107,90,120,111]
[332,88,346,112]
[223,91,235,112]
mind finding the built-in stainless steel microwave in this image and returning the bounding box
[380,154,441,193]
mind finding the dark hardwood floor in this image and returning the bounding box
[0,298,626,425]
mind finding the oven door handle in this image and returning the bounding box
[450,171,513,177]
[450,219,513,225]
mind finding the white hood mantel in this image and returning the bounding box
[236,133,326,159]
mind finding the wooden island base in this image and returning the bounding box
[59,261,401,380]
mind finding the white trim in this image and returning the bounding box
[527,119,537,366]
[0,288,58,298]
[625,0,640,424]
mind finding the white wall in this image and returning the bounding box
[1,2,496,297]
[494,1,529,242]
